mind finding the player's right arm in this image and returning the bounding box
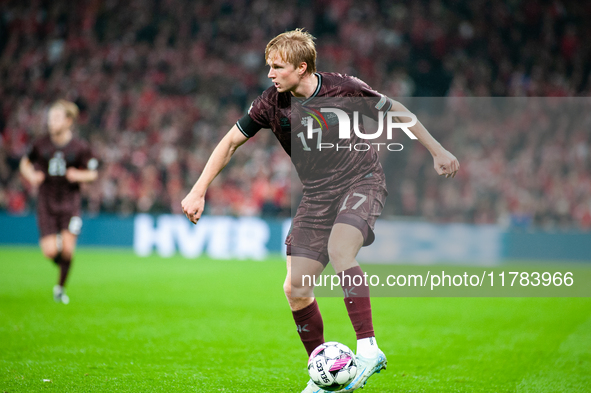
[19,156,45,187]
[181,125,249,224]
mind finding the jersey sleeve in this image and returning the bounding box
[354,77,381,98]
[236,91,273,138]
[349,76,395,119]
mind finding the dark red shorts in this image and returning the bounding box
[37,205,82,238]
[286,178,387,265]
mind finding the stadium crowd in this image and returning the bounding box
[1,0,591,229]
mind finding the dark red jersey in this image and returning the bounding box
[236,72,392,194]
[26,135,98,214]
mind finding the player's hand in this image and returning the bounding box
[30,171,45,187]
[433,149,459,178]
[65,167,81,183]
[181,191,205,224]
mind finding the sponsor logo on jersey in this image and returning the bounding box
[280,117,291,130]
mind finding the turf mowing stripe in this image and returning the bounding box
[516,311,591,392]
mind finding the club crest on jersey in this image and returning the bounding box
[302,113,338,128]
[301,106,329,130]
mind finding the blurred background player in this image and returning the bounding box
[182,30,459,392]
[19,100,98,304]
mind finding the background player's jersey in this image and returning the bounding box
[27,135,98,214]
[236,72,392,193]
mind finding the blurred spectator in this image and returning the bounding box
[1,0,590,229]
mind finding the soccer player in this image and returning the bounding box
[20,100,98,304]
[181,30,459,392]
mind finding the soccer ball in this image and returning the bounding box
[308,342,357,391]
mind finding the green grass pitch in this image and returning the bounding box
[1,247,590,392]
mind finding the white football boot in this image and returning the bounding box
[339,348,387,391]
[53,285,70,304]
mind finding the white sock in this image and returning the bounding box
[357,337,378,358]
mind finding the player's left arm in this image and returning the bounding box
[356,78,459,178]
[390,100,459,178]
[66,146,99,183]
[65,167,98,183]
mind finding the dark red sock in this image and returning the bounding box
[339,266,375,339]
[58,256,72,287]
[292,299,325,357]
[52,253,62,266]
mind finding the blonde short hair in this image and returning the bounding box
[265,29,317,75]
[50,99,79,121]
